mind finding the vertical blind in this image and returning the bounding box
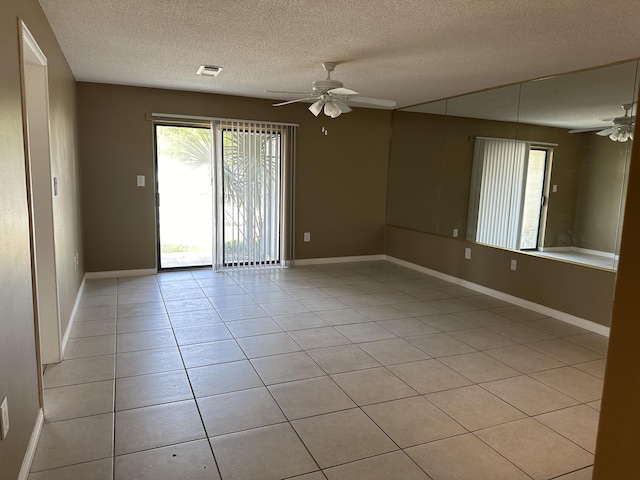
[468,138,527,249]
[213,120,296,269]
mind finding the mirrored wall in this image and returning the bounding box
[387,60,639,270]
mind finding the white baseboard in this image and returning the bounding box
[85,268,157,279]
[386,255,609,337]
[292,254,386,266]
[60,276,86,358]
[18,408,44,480]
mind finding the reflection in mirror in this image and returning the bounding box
[387,60,638,270]
[515,61,638,269]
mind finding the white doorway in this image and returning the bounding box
[20,21,62,365]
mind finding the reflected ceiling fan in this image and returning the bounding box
[569,104,635,142]
[269,62,396,118]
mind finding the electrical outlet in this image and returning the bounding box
[303,232,311,242]
[453,228,459,237]
[136,175,145,187]
[1,397,9,440]
[464,247,471,260]
[552,184,558,193]
[510,259,517,271]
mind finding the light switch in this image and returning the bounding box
[137,175,145,187]
[552,184,558,193]
[303,232,311,242]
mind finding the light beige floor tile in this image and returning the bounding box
[355,282,399,294]
[334,322,397,343]
[287,327,351,350]
[198,387,285,436]
[115,400,206,455]
[406,433,530,480]
[481,375,579,415]
[527,339,603,364]
[287,288,332,301]
[358,338,430,365]
[290,472,327,480]
[356,305,410,321]
[268,376,356,420]
[574,358,606,379]
[490,323,554,343]
[173,323,232,346]
[463,295,511,310]
[435,285,478,298]
[307,345,380,374]
[388,359,472,394]
[43,380,114,422]
[524,317,590,337]
[251,351,325,385]
[407,333,476,357]
[64,335,116,359]
[427,385,525,431]
[376,318,438,337]
[455,308,515,327]
[165,298,215,314]
[587,400,601,411]
[116,329,176,353]
[179,339,246,368]
[554,466,594,479]
[114,439,219,480]
[117,301,167,318]
[491,305,547,322]
[44,355,115,388]
[188,360,263,397]
[408,287,451,301]
[316,308,371,325]
[429,298,477,313]
[168,309,223,327]
[292,408,397,468]
[565,333,609,355]
[272,312,329,331]
[80,294,117,308]
[337,294,386,308]
[237,332,302,358]
[476,418,593,479]
[207,292,255,308]
[83,283,117,297]
[211,423,317,480]
[117,290,163,305]
[28,458,113,480]
[418,314,477,332]
[116,370,193,410]
[260,300,311,316]
[299,296,349,311]
[324,451,431,480]
[372,291,420,304]
[160,287,206,302]
[535,405,600,453]
[202,285,246,298]
[70,319,117,338]
[116,347,183,378]
[438,352,520,383]
[75,306,117,322]
[364,396,465,447]
[483,344,565,373]
[30,413,114,472]
[117,283,160,295]
[225,317,283,337]
[331,367,417,405]
[531,367,604,402]
[448,328,517,350]
[117,314,171,333]
[396,302,445,317]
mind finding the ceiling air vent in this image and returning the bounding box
[196,65,223,77]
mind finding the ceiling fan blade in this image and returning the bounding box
[329,87,359,96]
[267,90,314,95]
[345,95,397,108]
[332,98,352,114]
[596,128,618,136]
[273,96,319,107]
[568,127,609,134]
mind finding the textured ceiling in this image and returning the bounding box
[39,0,640,111]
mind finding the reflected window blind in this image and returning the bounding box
[213,121,295,269]
[469,138,527,249]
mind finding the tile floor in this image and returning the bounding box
[29,261,607,480]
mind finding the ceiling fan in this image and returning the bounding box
[569,104,635,142]
[269,62,397,118]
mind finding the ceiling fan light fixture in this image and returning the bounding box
[324,100,341,118]
[309,100,324,116]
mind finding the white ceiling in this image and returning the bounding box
[39,0,640,111]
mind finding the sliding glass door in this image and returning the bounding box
[156,124,213,268]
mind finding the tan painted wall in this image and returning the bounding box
[76,83,391,272]
[0,0,82,478]
[593,112,640,479]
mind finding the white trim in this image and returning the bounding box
[151,112,299,128]
[385,256,610,337]
[18,408,44,480]
[60,276,86,358]
[85,268,157,279]
[292,254,386,266]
